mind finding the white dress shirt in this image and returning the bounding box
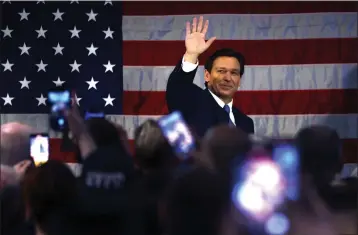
[181,56,236,125]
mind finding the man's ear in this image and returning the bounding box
[204,69,210,83]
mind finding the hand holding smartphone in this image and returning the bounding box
[30,133,49,166]
[232,144,300,235]
[158,111,195,159]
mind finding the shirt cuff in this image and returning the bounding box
[181,56,199,72]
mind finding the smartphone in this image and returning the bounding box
[158,111,195,159]
[30,133,49,166]
[84,111,105,120]
[232,156,286,221]
[48,89,71,131]
[232,144,299,235]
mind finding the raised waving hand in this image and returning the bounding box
[184,16,216,63]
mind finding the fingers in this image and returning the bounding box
[66,91,82,127]
[69,91,81,117]
[187,16,209,35]
[205,37,216,49]
[16,160,31,169]
[202,19,209,35]
[21,160,32,169]
[192,17,197,32]
[71,91,79,110]
[186,21,191,37]
[197,16,204,33]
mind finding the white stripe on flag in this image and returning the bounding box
[123,64,357,91]
[123,13,357,40]
[1,114,357,140]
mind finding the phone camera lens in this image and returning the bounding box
[58,118,64,126]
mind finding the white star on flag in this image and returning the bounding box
[86,77,99,90]
[37,0,45,4]
[103,27,114,39]
[18,9,30,21]
[70,0,79,4]
[53,43,64,55]
[19,43,31,55]
[104,0,112,6]
[69,26,81,38]
[2,59,14,71]
[2,0,11,4]
[53,77,65,87]
[36,94,47,106]
[53,8,64,21]
[2,26,13,38]
[86,43,98,56]
[72,94,82,106]
[35,26,47,38]
[2,93,14,106]
[103,94,115,106]
[19,77,31,89]
[36,60,47,72]
[69,60,81,72]
[103,61,115,73]
[86,9,98,22]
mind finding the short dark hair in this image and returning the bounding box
[204,48,245,88]
[295,125,342,176]
[205,48,245,76]
[134,119,174,170]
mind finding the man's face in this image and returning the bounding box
[205,56,241,99]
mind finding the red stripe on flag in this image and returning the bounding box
[49,138,358,164]
[123,39,356,66]
[49,140,77,163]
[122,89,358,115]
[123,2,357,15]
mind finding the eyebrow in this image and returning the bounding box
[216,67,240,72]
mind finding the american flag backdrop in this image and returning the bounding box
[1,1,357,174]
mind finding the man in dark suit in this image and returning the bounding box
[166,16,254,137]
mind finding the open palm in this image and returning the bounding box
[185,16,216,55]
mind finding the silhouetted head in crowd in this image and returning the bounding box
[295,125,342,187]
[295,125,356,216]
[73,118,125,161]
[1,122,35,166]
[1,185,34,235]
[85,118,122,147]
[134,119,175,173]
[21,160,77,235]
[201,125,251,174]
[165,167,234,235]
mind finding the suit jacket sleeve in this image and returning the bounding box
[249,118,255,134]
[166,60,199,114]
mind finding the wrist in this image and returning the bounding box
[184,52,199,64]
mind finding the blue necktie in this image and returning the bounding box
[223,104,235,126]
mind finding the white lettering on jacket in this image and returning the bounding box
[85,172,126,189]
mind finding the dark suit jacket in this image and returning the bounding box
[166,60,255,137]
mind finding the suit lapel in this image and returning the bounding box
[204,89,230,124]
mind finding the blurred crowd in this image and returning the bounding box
[0,100,357,235]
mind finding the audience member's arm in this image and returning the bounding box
[66,92,97,159]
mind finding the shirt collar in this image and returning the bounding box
[208,89,233,110]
